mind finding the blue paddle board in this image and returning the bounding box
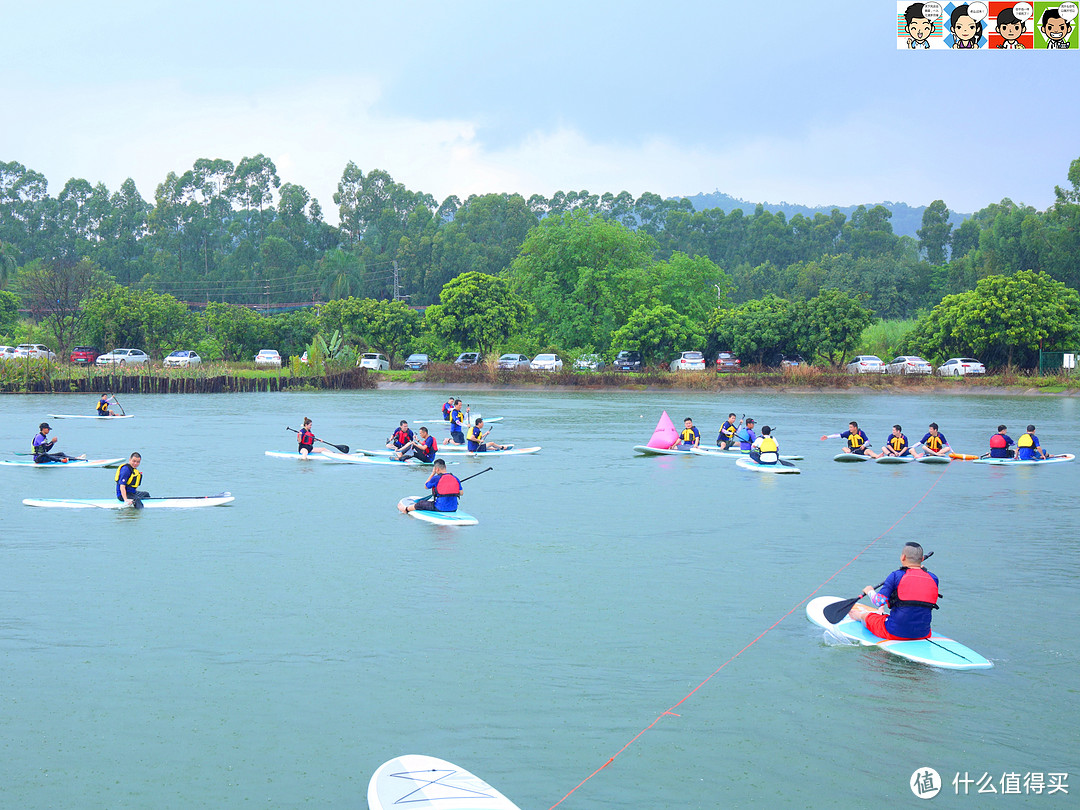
[972,454,1074,466]
[833,452,871,462]
[397,497,478,526]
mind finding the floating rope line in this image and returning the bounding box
[549,464,953,809]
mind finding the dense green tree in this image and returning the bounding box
[424,271,527,356]
[797,289,875,366]
[917,200,953,266]
[318,297,421,362]
[609,304,702,365]
[0,289,19,337]
[81,286,196,357]
[708,295,795,365]
[198,302,272,360]
[16,258,108,354]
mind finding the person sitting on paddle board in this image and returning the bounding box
[466,418,507,452]
[749,425,779,464]
[1017,424,1050,460]
[821,421,880,457]
[297,418,325,455]
[734,418,757,453]
[670,417,701,450]
[446,399,468,445]
[848,542,939,640]
[989,425,1016,459]
[394,426,438,462]
[401,459,462,513]
[387,420,414,450]
[115,452,149,506]
[717,413,741,449]
[919,423,950,457]
[32,422,72,464]
[881,425,915,457]
[96,394,117,417]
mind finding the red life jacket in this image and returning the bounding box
[891,567,939,610]
[434,473,461,496]
[990,433,1008,449]
[298,429,315,449]
[426,436,438,453]
[393,428,412,445]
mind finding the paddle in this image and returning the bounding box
[823,551,935,624]
[286,427,349,454]
[111,395,126,416]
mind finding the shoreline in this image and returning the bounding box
[375,381,1079,396]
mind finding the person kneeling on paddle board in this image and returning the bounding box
[848,542,939,640]
[749,425,779,464]
[821,420,880,458]
[97,394,117,417]
[670,417,700,450]
[717,413,741,449]
[115,452,149,506]
[466,418,507,452]
[395,426,438,462]
[402,459,462,513]
[1017,424,1050,460]
[447,399,468,445]
[32,423,72,464]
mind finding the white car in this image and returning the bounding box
[0,345,16,361]
[358,352,390,371]
[573,353,606,371]
[938,357,986,376]
[14,343,56,361]
[254,349,282,368]
[163,350,202,368]
[885,356,933,375]
[96,348,150,366]
[845,355,885,374]
[669,350,706,372]
[530,353,563,372]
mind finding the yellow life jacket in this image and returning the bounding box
[888,435,907,452]
[1018,433,1035,448]
[116,465,142,489]
[847,431,866,450]
[925,434,943,451]
[680,427,698,443]
[467,425,483,442]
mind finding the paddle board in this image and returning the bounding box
[324,452,435,466]
[47,414,134,420]
[833,452,871,462]
[416,416,503,424]
[972,454,1075,466]
[397,497,478,526]
[264,450,337,461]
[692,447,804,460]
[917,454,951,465]
[806,596,992,670]
[454,447,539,457]
[632,445,696,456]
[735,456,800,474]
[876,455,915,464]
[23,494,235,509]
[0,457,124,468]
[368,754,519,810]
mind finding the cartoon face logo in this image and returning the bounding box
[1041,10,1072,41]
[907,16,935,42]
[999,20,1024,40]
[954,14,978,39]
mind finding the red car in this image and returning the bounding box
[70,346,99,365]
[715,351,741,373]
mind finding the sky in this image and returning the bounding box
[3,0,1078,223]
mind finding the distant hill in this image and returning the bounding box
[677,191,969,240]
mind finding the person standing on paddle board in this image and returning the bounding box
[989,425,1016,459]
[670,417,701,450]
[1017,425,1050,460]
[821,421,881,457]
[115,452,149,505]
[96,394,117,417]
[848,542,939,640]
[749,425,780,464]
[296,418,325,455]
[717,413,741,449]
[32,423,72,464]
[880,425,915,457]
[387,420,414,450]
[735,418,757,453]
[401,459,462,513]
[395,426,438,462]
[466,418,507,452]
[918,423,951,457]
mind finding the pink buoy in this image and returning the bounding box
[646,411,679,448]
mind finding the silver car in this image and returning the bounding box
[845,355,885,374]
[885,356,932,375]
[497,353,531,370]
[937,357,986,376]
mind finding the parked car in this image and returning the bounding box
[781,354,805,368]
[403,353,430,371]
[453,352,482,367]
[530,353,563,372]
[573,353,606,371]
[14,343,56,361]
[845,355,885,374]
[254,349,282,368]
[163,350,202,368]
[613,350,644,372]
[0,345,19,361]
[670,350,706,372]
[715,351,741,373]
[96,348,150,366]
[358,352,390,371]
[497,353,531,370]
[69,346,99,365]
[937,357,986,376]
[885,355,932,375]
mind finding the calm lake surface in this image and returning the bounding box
[2,388,1078,808]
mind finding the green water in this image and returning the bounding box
[2,389,1077,808]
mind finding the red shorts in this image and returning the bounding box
[864,612,928,641]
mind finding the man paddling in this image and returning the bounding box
[466,418,507,452]
[734,418,757,453]
[115,452,149,506]
[717,413,741,449]
[848,542,938,640]
[399,458,462,514]
[32,422,73,464]
[96,394,117,417]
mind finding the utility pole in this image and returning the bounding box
[392,260,409,304]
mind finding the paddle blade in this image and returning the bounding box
[822,596,862,624]
[333,444,350,454]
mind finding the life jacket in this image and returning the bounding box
[1017,433,1035,448]
[847,431,866,450]
[990,433,1008,449]
[467,425,483,443]
[758,436,778,453]
[423,436,437,454]
[679,427,698,443]
[32,433,53,458]
[97,399,110,415]
[925,434,943,451]
[890,567,939,610]
[719,421,737,439]
[115,464,142,489]
[298,428,315,449]
[434,473,461,496]
[888,434,908,452]
[451,409,464,429]
[392,428,412,446]
[442,402,454,420]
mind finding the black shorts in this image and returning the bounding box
[413,498,438,511]
[450,430,465,444]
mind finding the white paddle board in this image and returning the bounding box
[692,447,804,460]
[833,452,871,462]
[23,494,235,509]
[48,414,134,420]
[972,454,1074,466]
[735,456,800,474]
[0,457,124,468]
[397,497,478,526]
[632,445,696,456]
[326,452,435,466]
[876,455,916,464]
[265,450,337,461]
[806,596,992,670]
[368,754,519,810]
[917,454,951,465]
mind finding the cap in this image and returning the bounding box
[39,422,51,430]
[746,418,755,424]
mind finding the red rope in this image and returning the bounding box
[548,465,951,809]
